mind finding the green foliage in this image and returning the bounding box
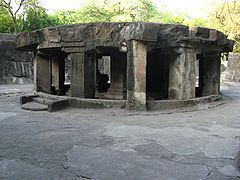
[157,11,188,24]
[0,0,60,33]
[53,10,81,24]
[21,0,60,31]
[0,0,28,34]
[0,0,211,34]
[0,7,14,33]
[52,0,195,25]
[184,17,208,27]
[233,36,240,53]
[53,0,162,23]
[208,1,240,52]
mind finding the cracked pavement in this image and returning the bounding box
[0,83,240,179]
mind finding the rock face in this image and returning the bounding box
[0,33,33,84]
[16,22,235,110]
[226,53,240,82]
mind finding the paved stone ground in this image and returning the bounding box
[0,83,240,180]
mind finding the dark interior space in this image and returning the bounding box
[147,49,170,100]
[49,50,69,95]
[96,47,127,100]
[196,53,203,97]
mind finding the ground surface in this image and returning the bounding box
[0,83,240,180]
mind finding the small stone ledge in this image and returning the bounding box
[68,98,126,109]
[48,100,69,112]
[21,93,223,112]
[36,92,68,100]
[21,92,126,111]
[147,95,222,111]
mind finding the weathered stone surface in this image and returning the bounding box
[0,159,58,179]
[66,145,209,180]
[1,83,240,179]
[69,52,95,98]
[127,40,147,110]
[34,53,51,93]
[168,48,196,100]
[0,33,33,84]
[226,53,240,82]
[16,22,234,52]
[105,123,240,159]
[21,101,48,111]
[218,165,240,177]
[0,33,15,41]
[201,52,221,96]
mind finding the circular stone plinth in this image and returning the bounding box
[21,102,48,111]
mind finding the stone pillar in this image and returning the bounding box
[34,52,51,93]
[200,52,221,96]
[127,40,147,110]
[69,52,95,98]
[168,48,196,100]
[51,54,65,93]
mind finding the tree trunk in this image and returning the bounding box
[12,17,17,35]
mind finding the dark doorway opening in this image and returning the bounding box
[147,49,170,100]
[96,47,127,100]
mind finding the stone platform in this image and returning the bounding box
[20,92,223,112]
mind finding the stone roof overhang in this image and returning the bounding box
[16,22,234,53]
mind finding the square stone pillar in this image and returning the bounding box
[168,48,196,100]
[200,52,221,96]
[69,52,95,98]
[127,40,147,110]
[51,54,65,93]
[34,52,51,93]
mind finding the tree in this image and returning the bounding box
[184,17,208,27]
[53,0,161,23]
[0,0,60,33]
[21,0,59,31]
[208,0,240,52]
[52,0,192,25]
[0,0,26,34]
[53,10,80,25]
[0,7,14,33]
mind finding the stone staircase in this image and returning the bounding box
[20,94,69,112]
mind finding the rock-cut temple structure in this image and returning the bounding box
[17,22,234,111]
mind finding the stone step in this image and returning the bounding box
[32,97,54,105]
[21,102,48,111]
[20,94,69,112]
[37,92,68,100]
